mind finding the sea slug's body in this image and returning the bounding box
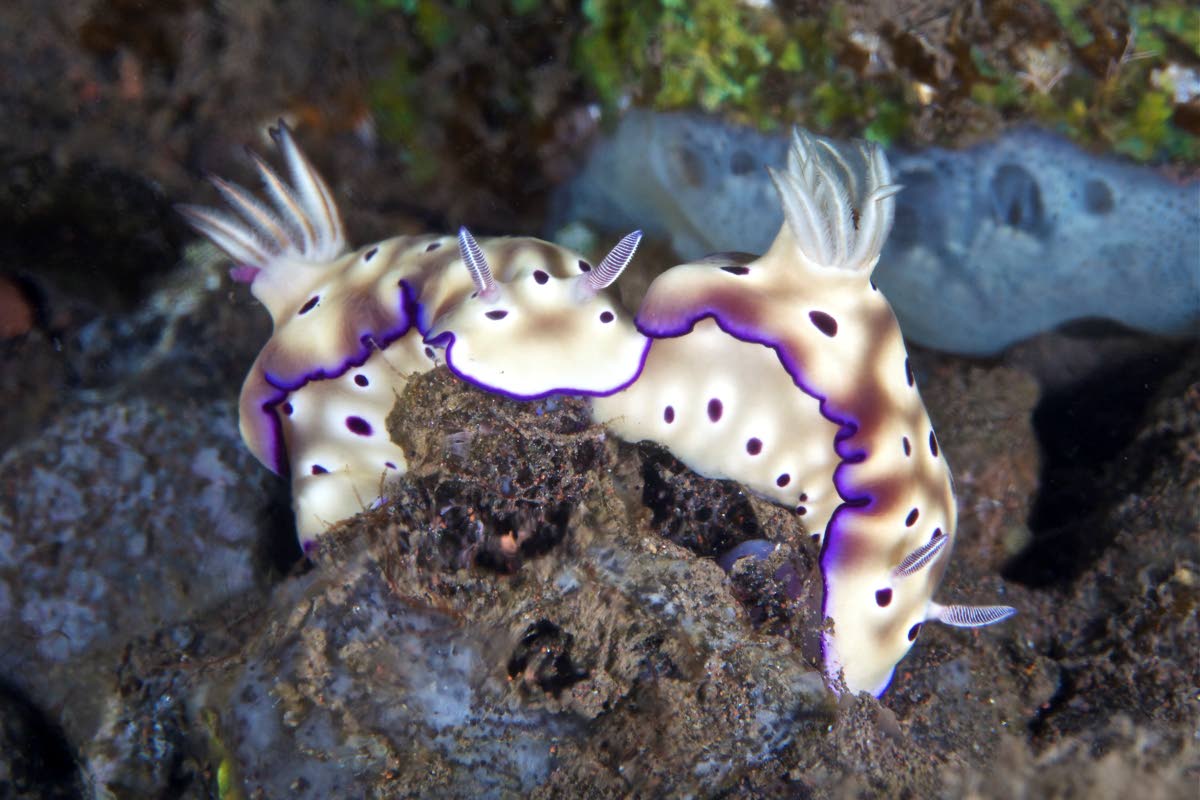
[181,126,645,548]
[595,130,1014,694]
[183,123,1013,696]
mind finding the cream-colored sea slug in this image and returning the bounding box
[182,122,1011,698]
[593,129,1015,695]
[180,124,646,550]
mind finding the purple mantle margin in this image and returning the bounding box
[636,304,884,693]
[251,280,422,476]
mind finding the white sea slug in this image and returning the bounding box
[181,121,1011,698]
[180,124,645,550]
[425,228,648,400]
[593,129,1016,696]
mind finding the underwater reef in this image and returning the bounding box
[0,0,1198,797]
[5,289,1199,795]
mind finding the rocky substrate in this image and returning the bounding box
[2,257,1196,796]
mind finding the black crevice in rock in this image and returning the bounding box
[0,678,83,800]
[1006,342,1192,587]
[639,444,762,559]
[506,619,589,696]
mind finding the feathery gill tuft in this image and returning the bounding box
[178,122,347,320]
[767,128,900,272]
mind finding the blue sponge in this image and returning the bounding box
[558,111,1199,354]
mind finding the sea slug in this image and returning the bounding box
[183,122,1014,696]
[593,128,1015,695]
[179,124,645,550]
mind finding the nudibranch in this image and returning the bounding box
[593,129,1015,695]
[180,124,645,548]
[425,228,648,399]
[182,121,1012,697]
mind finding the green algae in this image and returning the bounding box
[202,707,246,800]
[578,0,774,114]
[353,1,1198,167]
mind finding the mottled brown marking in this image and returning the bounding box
[416,242,461,281]
[826,527,876,569]
[690,284,770,331]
